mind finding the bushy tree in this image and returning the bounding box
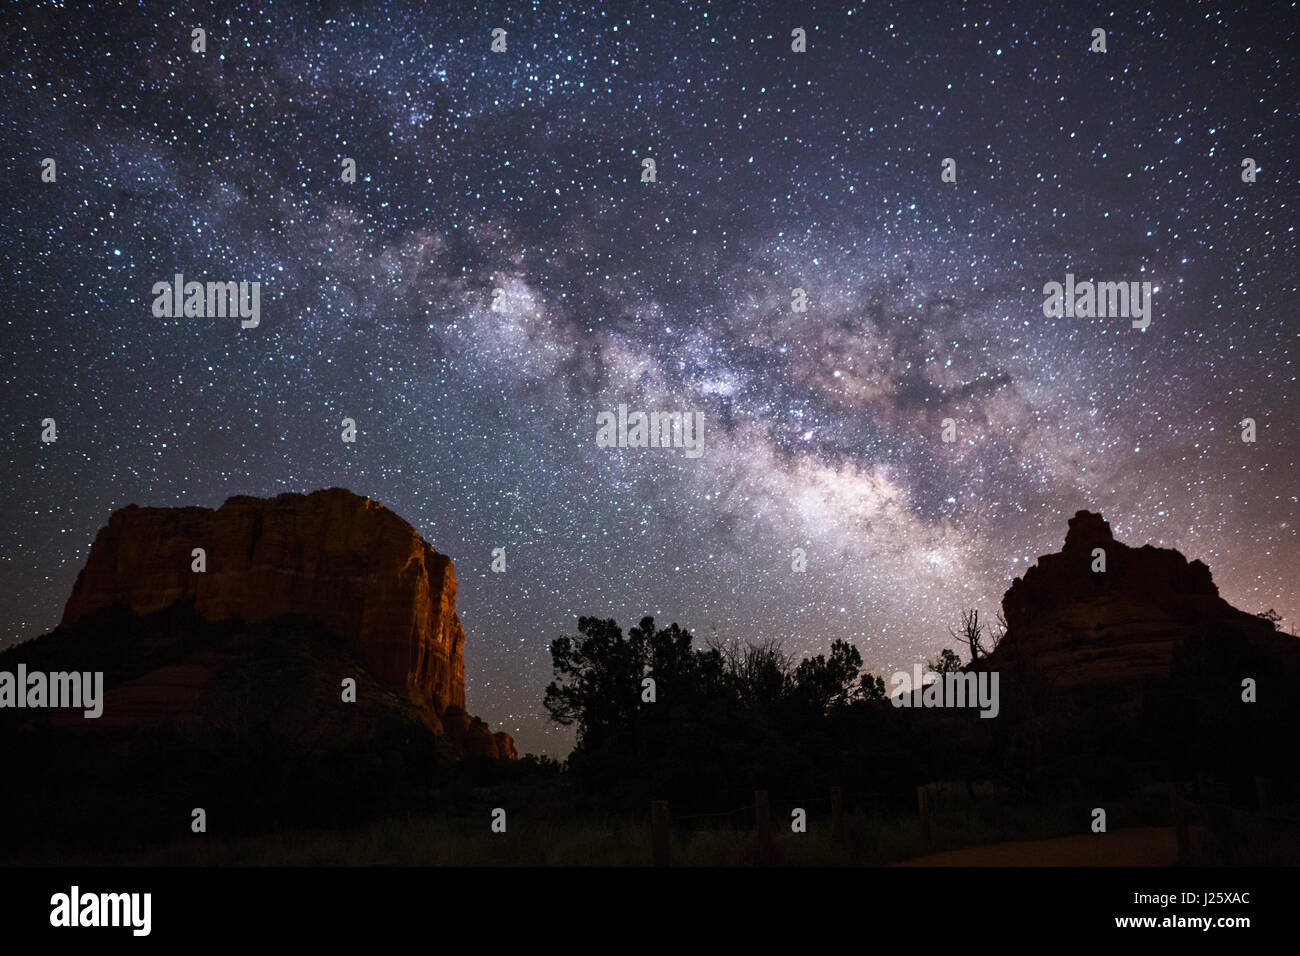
[543,616,641,754]
[858,672,889,702]
[928,648,964,674]
[791,639,864,714]
[544,616,927,807]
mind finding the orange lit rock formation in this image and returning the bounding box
[61,488,515,758]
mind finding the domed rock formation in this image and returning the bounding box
[987,510,1296,688]
[58,488,514,756]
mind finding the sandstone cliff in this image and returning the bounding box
[986,510,1298,687]
[60,488,515,758]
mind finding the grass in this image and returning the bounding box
[56,791,1117,866]
[3,778,1202,867]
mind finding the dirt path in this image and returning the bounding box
[897,826,1178,866]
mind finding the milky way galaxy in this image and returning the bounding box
[2,1,1297,753]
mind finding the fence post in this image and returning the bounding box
[754,790,776,865]
[917,784,933,849]
[1196,769,1216,802]
[1254,775,1271,812]
[651,800,671,867]
[1171,787,1190,864]
[831,786,846,846]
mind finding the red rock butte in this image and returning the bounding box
[61,487,516,758]
[987,510,1298,687]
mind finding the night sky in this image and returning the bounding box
[2,1,1296,755]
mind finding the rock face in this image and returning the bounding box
[442,705,520,761]
[60,488,514,756]
[988,510,1296,687]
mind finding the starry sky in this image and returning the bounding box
[2,1,1297,755]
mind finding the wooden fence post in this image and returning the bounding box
[754,790,776,865]
[651,800,671,867]
[831,786,846,846]
[1254,775,1271,812]
[1171,788,1190,864]
[917,784,933,849]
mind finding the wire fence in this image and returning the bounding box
[649,776,1300,865]
[665,795,859,829]
[1174,778,1300,865]
[649,786,861,865]
[661,782,971,829]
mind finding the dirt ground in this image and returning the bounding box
[897,826,1179,866]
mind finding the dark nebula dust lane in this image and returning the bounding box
[1,1,1296,753]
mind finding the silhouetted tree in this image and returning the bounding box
[949,609,986,661]
[791,639,863,714]
[543,616,641,755]
[545,616,960,809]
[928,648,964,674]
[859,672,889,702]
[716,635,792,709]
[988,609,1007,652]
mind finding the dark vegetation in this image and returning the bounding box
[1,604,1298,864]
[543,614,1300,816]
